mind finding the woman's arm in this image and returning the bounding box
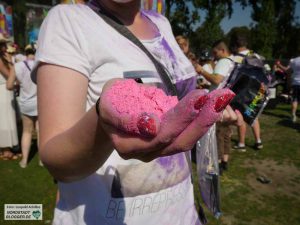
[0,58,11,80]
[194,64,224,85]
[37,64,114,182]
[6,65,16,90]
[276,61,291,72]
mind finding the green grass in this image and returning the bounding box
[0,148,56,225]
[0,103,299,225]
[193,103,300,225]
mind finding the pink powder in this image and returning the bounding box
[101,79,178,135]
[101,79,235,140]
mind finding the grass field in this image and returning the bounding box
[0,103,299,225]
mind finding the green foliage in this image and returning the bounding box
[226,26,252,51]
[190,17,225,54]
[166,0,300,59]
[6,0,300,58]
[250,0,277,58]
[10,0,26,47]
[190,1,233,54]
[287,26,300,58]
[165,0,200,36]
[234,0,300,59]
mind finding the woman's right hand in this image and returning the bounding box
[98,79,235,162]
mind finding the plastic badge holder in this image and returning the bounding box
[197,124,222,219]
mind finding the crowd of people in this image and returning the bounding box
[0,1,299,224]
[175,34,299,174]
[0,34,40,167]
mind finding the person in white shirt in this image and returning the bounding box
[6,44,39,168]
[194,40,236,173]
[230,34,263,151]
[277,56,300,123]
[28,1,245,224]
[197,50,213,91]
[195,41,234,91]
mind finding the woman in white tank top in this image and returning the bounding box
[7,44,40,168]
[0,37,18,160]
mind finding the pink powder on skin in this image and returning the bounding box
[162,88,235,153]
[101,79,235,141]
[101,79,178,135]
[158,89,208,141]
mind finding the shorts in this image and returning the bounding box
[292,85,300,102]
[19,101,37,116]
[216,123,232,160]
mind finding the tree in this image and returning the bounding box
[273,0,299,58]
[189,0,234,54]
[165,0,200,36]
[250,0,277,58]
[237,0,300,58]
[286,25,300,58]
[191,16,224,54]
[226,26,252,51]
[12,0,27,47]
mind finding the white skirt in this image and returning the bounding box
[0,84,18,148]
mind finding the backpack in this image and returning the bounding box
[223,51,270,125]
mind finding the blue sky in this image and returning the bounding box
[193,2,300,33]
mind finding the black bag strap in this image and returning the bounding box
[88,2,177,96]
[23,61,32,72]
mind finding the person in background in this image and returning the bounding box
[0,34,18,160]
[7,44,17,62]
[176,35,190,56]
[277,55,300,123]
[197,49,213,91]
[14,44,27,63]
[230,34,263,151]
[187,51,198,66]
[194,40,236,173]
[7,44,39,168]
[7,43,22,158]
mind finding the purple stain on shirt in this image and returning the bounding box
[160,38,177,62]
[177,153,186,169]
[143,10,163,18]
[176,77,197,100]
[158,154,186,172]
[158,156,173,172]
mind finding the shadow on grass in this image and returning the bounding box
[231,137,257,150]
[28,139,39,163]
[263,110,290,119]
[277,119,300,131]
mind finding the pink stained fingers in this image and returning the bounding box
[161,88,236,155]
[156,89,209,143]
[100,79,210,140]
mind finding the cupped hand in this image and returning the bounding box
[99,79,235,161]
